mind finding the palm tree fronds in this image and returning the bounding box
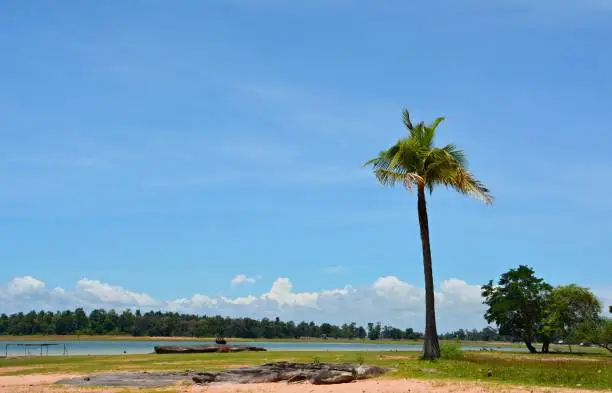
[421,126,435,149]
[402,109,414,130]
[441,143,467,167]
[430,116,446,131]
[428,116,446,131]
[448,168,493,204]
[373,168,422,190]
[367,109,493,204]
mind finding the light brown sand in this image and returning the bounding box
[0,375,599,393]
[0,374,79,387]
[194,379,599,393]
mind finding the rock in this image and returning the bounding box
[192,373,217,384]
[310,370,356,385]
[287,374,309,384]
[191,362,393,386]
[354,365,389,379]
[58,362,393,388]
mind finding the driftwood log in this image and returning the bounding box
[192,362,392,385]
[154,344,266,354]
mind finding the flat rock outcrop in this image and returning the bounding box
[192,362,392,385]
[56,362,393,387]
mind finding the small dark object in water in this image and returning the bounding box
[83,377,90,381]
[215,337,227,345]
[154,344,266,354]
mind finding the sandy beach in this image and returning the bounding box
[0,374,600,393]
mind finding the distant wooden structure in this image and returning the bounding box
[4,343,66,357]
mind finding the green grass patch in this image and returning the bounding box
[439,342,465,360]
[1,351,610,390]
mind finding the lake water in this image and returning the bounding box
[0,340,526,356]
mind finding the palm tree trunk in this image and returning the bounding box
[417,184,440,360]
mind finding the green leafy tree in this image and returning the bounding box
[55,310,75,335]
[320,323,332,336]
[118,309,135,334]
[358,326,367,340]
[572,318,612,353]
[89,309,108,334]
[74,308,89,333]
[482,265,552,353]
[367,322,382,341]
[365,109,492,359]
[0,314,8,335]
[543,285,601,349]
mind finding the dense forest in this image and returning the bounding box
[0,309,508,341]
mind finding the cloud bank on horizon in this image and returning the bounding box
[0,274,484,331]
[1,275,610,332]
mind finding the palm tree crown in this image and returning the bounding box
[365,109,493,204]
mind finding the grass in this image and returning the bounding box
[1,350,610,391]
[439,342,465,360]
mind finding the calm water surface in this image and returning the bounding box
[0,340,526,356]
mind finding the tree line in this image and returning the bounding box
[0,309,501,341]
[482,265,611,353]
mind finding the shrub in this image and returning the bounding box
[440,342,464,360]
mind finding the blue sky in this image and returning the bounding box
[1,0,611,331]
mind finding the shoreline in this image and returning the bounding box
[0,335,523,347]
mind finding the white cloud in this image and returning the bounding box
[0,274,497,331]
[3,276,46,296]
[75,278,159,307]
[230,274,261,286]
[439,278,483,305]
[262,278,319,306]
[224,295,258,305]
[167,294,219,312]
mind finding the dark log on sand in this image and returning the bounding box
[154,344,266,354]
[192,362,393,385]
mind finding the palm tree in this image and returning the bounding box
[365,109,492,360]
